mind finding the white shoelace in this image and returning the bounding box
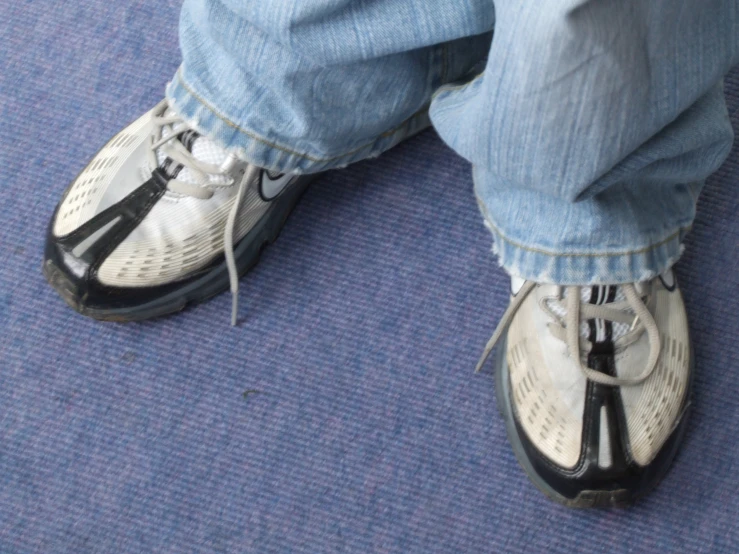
[475,281,661,387]
[147,100,256,326]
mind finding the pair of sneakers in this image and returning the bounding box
[44,100,692,508]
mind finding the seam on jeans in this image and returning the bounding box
[440,43,449,85]
[476,196,690,258]
[431,71,485,102]
[172,68,428,163]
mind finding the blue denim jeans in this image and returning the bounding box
[167,0,738,284]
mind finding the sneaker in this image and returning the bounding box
[44,100,316,323]
[477,271,692,507]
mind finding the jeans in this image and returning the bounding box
[167,0,738,284]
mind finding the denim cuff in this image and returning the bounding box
[491,221,688,285]
[166,67,431,175]
[476,194,691,285]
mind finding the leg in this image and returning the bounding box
[449,0,738,506]
[432,0,738,284]
[168,0,494,173]
[44,0,494,321]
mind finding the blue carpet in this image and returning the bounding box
[1,2,738,552]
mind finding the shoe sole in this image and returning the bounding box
[493,336,694,508]
[43,177,314,322]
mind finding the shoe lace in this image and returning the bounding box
[475,281,661,387]
[147,100,256,326]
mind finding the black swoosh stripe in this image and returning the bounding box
[54,169,170,280]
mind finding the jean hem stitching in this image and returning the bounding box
[477,197,690,259]
[171,68,429,164]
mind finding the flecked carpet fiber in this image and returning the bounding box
[1,2,738,552]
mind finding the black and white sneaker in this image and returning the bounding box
[476,271,692,507]
[44,100,317,323]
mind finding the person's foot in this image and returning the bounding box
[477,271,692,508]
[44,100,316,323]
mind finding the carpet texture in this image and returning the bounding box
[1,2,738,552]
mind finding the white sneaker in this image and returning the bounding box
[44,100,317,323]
[477,271,692,507]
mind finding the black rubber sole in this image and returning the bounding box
[43,177,313,322]
[494,337,693,509]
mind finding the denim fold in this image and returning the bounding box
[168,0,738,284]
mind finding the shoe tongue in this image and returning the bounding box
[156,113,231,186]
[579,285,626,305]
[580,285,631,343]
[547,286,631,342]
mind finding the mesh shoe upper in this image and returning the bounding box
[51,103,270,288]
[503,273,690,471]
[616,278,690,466]
[506,284,587,469]
[96,181,267,287]
[53,110,155,238]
